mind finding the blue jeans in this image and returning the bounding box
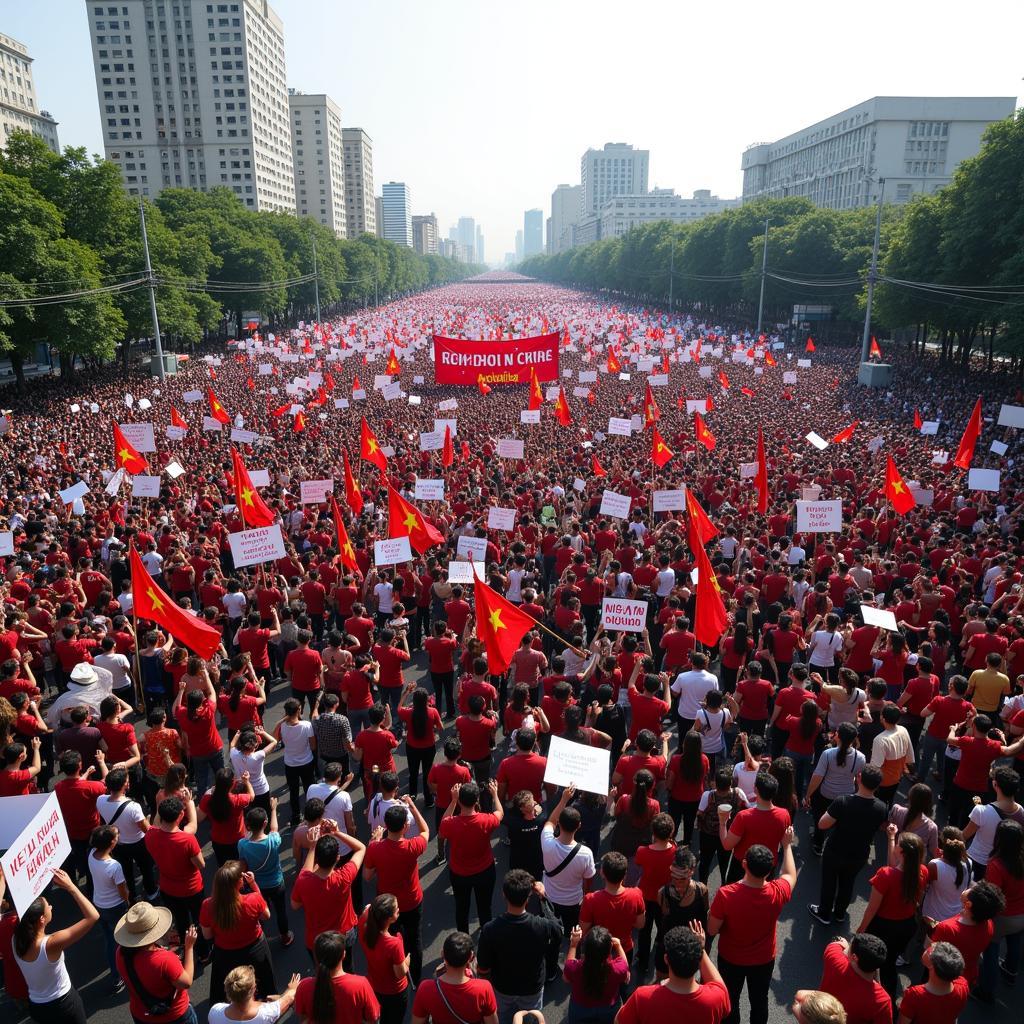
[132,1007,198,1024]
[917,733,946,781]
[98,900,128,979]
[784,748,815,801]
[979,912,1024,993]
[192,749,224,798]
[567,1001,618,1024]
[348,707,371,738]
[495,989,544,1024]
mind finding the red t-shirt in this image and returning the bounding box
[424,635,457,673]
[924,695,971,739]
[217,693,262,732]
[779,714,822,756]
[285,647,323,691]
[291,860,360,950]
[199,890,266,949]
[411,977,497,1024]
[455,715,497,762]
[354,729,398,775]
[615,753,666,796]
[869,864,929,920]
[175,699,223,757]
[634,843,677,902]
[774,685,816,720]
[458,678,498,714]
[668,752,710,801]
[709,877,792,965]
[736,678,774,721]
[727,806,791,864]
[363,836,428,911]
[444,600,473,637]
[237,627,272,670]
[628,691,669,740]
[496,752,547,801]
[618,979,730,1024]
[661,630,696,670]
[398,705,442,749]
[0,768,33,797]
[342,668,374,710]
[358,907,408,995]
[54,777,107,840]
[953,735,1003,792]
[96,719,138,763]
[817,941,891,1024]
[116,947,190,1024]
[295,973,380,1024]
[902,674,939,717]
[372,643,410,690]
[438,812,500,876]
[930,915,993,984]
[428,761,472,807]
[580,886,646,952]
[986,856,1024,915]
[146,828,203,897]
[898,978,969,1024]
[198,791,251,844]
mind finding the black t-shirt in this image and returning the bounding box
[505,808,544,881]
[823,794,887,862]
[476,911,561,994]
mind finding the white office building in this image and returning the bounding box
[523,208,543,257]
[289,91,345,236]
[580,142,649,217]
[341,127,375,237]
[0,33,59,153]
[599,189,740,238]
[741,96,1016,209]
[550,183,582,253]
[380,181,412,247]
[85,0,294,211]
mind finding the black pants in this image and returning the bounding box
[810,791,832,853]
[397,902,423,984]
[635,899,661,972]
[818,853,866,918]
[867,914,917,996]
[68,837,92,898]
[699,832,730,884]
[291,688,320,716]
[431,671,455,717]
[451,863,496,934]
[718,955,775,1024]
[949,784,988,829]
[262,882,291,938]
[378,990,408,1024]
[26,989,87,1024]
[285,760,317,826]
[470,757,494,811]
[209,935,276,1005]
[114,840,156,900]
[668,798,699,845]
[161,889,210,957]
[212,839,240,866]
[406,745,436,803]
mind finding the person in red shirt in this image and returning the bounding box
[617,923,730,1024]
[660,617,696,674]
[708,829,797,1024]
[299,570,328,640]
[444,586,473,638]
[372,629,411,732]
[457,658,499,715]
[439,779,503,934]
[509,634,548,703]
[455,695,499,796]
[424,621,458,719]
[633,814,678,974]
[284,629,323,715]
[815,935,892,1024]
[580,851,647,955]
[0,735,42,796]
[410,931,497,1024]
[343,604,376,654]
[428,737,473,863]
[720,772,792,882]
[926,879,1003,988]
[917,675,971,783]
[362,797,430,984]
[896,655,939,749]
[358,894,410,1022]
[946,713,1024,828]
[295,929,380,1024]
[290,826,366,967]
[351,703,399,796]
[898,941,969,1024]
[734,662,774,735]
[613,729,668,798]
[496,728,550,804]
[235,610,279,682]
[55,748,108,894]
[197,767,254,865]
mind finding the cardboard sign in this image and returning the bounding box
[805,431,829,450]
[796,500,842,533]
[414,478,445,501]
[968,468,1000,492]
[300,479,333,504]
[487,507,516,531]
[497,438,524,459]
[456,535,489,561]
[543,735,610,796]
[131,475,161,498]
[165,461,186,480]
[374,536,413,566]
[118,422,156,453]
[520,410,541,424]
[797,358,812,368]
[202,416,223,432]
[652,488,686,512]
[0,793,71,915]
[165,425,186,441]
[229,524,287,567]
[860,605,899,632]
[58,480,89,505]
[230,428,259,444]
[182,390,203,403]
[920,421,940,436]
[998,404,1024,429]
[447,561,486,584]
[601,597,648,633]
[991,440,1009,456]
[578,370,598,383]
[600,490,632,520]
[248,469,270,488]
[0,532,14,557]
[419,430,444,452]
[685,399,708,415]
[608,417,632,437]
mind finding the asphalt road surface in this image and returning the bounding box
[13,651,1017,1024]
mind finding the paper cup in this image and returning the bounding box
[717,803,733,815]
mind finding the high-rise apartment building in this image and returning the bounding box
[550,183,582,253]
[374,196,384,237]
[456,216,475,252]
[341,126,374,236]
[599,189,740,238]
[475,225,484,264]
[289,91,345,236]
[580,142,649,217]
[741,96,1016,209]
[85,0,294,210]
[523,209,543,257]
[515,229,523,262]
[0,33,59,153]
[412,213,438,255]
[381,181,412,247]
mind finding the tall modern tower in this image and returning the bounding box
[0,32,59,153]
[85,0,295,210]
[523,209,543,257]
[412,213,438,254]
[381,182,413,247]
[580,142,649,217]
[456,216,476,252]
[342,127,375,236]
[476,224,485,264]
[289,91,345,237]
[515,229,524,262]
[550,183,582,253]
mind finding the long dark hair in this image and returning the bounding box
[629,770,654,824]
[186,688,205,722]
[208,767,234,822]
[992,819,1024,880]
[162,762,187,794]
[833,722,858,767]
[902,783,934,834]
[938,826,969,888]
[798,700,819,740]
[311,931,347,1024]
[410,687,429,740]
[732,622,748,653]
[13,898,45,957]
[562,705,587,744]
[898,832,925,904]
[679,730,704,783]
[211,860,242,932]
[228,675,245,712]
[364,893,397,950]
[579,924,612,999]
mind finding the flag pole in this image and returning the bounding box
[128,544,146,711]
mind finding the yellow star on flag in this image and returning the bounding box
[657,442,666,452]
[240,486,255,506]
[891,481,905,493]
[342,541,354,560]
[403,510,419,531]
[118,448,130,462]
[489,608,505,631]
[146,587,166,613]
[367,439,378,453]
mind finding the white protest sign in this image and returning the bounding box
[968,468,1001,492]
[182,390,203,403]
[798,358,812,368]
[630,415,644,432]
[118,422,156,453]
[258,363,273,375]
[739,462,758,480]
[698,366,713,379]
[497,438,525,459]
[998,404,1024,429]
[520,410,541,424]
[545,386,561,400]
[860,605,900,632]
[573,478,586,492]
[543,735,610,796]
[70,404,80,413]
[618,373,631,382]
[456,535,489,561]
[299,479,333,504]
[572,386,592,399]
[352,389,367,400]
[165,425,186,442]
[578,370,598,383]
[413,375,425,385]
[868,436,885,454]
[131,475,161,498]
[434,419,457,437]
[0,793,71,915]
[447,561,486,584]
[438,399,458,412]
[601,597,648,634]
[796,500,843,533]
[908,486,934,506]
[931,450,949,465]
[419,430,444,452]
[408,396,422,406]
[165,461,186,480]
[382,381,403,402]
[104,468,126,496]
[230,428,259,444]
[920,421,940,436]
[608,417,632,437]
[685,399,709,415]
[137,398,152,411]
[58,480,89,505]
[248,469,270,488]
[487,507,516,531]
[783,371,798,385]
[991,440,1009,456]
[374,536,413,566]
[652,488,686,512]
[801,486,822,501]
[600,490,632,519]
[229,524,287,567]
[805,432,829,450]
[414,478,445,501]
[202,416,223,432]
[333,398,350,410]
[0,532,14,557]
[647,374,669,387]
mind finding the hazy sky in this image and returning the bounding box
[5,0,1021,261]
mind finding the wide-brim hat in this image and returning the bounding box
[114,902,173,947]
[69,663,98,685]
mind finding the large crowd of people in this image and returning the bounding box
[0,280,1022,1024]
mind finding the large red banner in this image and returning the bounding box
[432,333,560,386]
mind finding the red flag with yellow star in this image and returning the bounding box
[644,383,660,427]
[651,425,674,468]
[207,387,230,424]
[386,348,401,376]
[342,449,363,516]
[231,448,275,527]
[130,545,221,660]
[694,412,716,452]
[170,407,188,431]
[113,423,149,475]
[528,367,544,411]
[607,349,621,374]
[687,519,728,647]
[330,494,359,572]
[685,487,720,544]
[591,455,607,478]
[472,574,536,674]
[388,486,444,553]
[885,455,916,515]
[361,417,387,471]
[553,387,572,426]
[831,421,859,444]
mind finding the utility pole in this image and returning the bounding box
[755,214,769,338]
[860,178,885,363]
[311,233,321,325]
[667,233,675,315]
[139,196,165,381]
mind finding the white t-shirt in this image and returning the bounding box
[697,788,750,814]
[732,763,760,801]
[97,794,147,845]
[223,592,248,619]
[94,651,132,691]
[671,669,719,719]
[306,781,353,823]
[141,551,163,576]
[88,851,126,909]
[231,748,269,795]
[280,719,315,767]
[787,546,807,566]
[208,1001,282,1024]
[656,569,676,598]
[506,569,525,603]
[541,823,596,906]
[968,802,1024,865]
[373,583,394,614]
[367,793,415,836]
[696,707,732,754]
[808,630,843,667]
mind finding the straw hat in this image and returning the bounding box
[69,663,98,686]
[114,902,173,948]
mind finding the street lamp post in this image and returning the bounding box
[860,177,885,364]
[755,214,770,338]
